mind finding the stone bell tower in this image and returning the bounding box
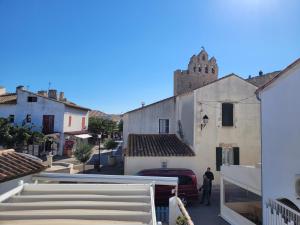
[174,48,218,95]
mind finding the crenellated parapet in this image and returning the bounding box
[174,49,218,95]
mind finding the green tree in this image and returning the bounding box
[88,117,117,136]
[103,139,118,150]
[74,142,93,173]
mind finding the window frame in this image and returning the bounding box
[27,96,38,102]
[9,115,14,123]
[159,119,169,134]
[222,102,234,127]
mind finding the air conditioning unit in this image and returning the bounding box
[295,175,300,199]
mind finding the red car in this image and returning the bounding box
[137,168,199,206]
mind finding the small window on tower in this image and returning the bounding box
[212,67,215,74]
[202,55,206,61]
[205,66,208,73]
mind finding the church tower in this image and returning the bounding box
[174,48,218,95]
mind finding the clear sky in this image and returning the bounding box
[0,0,299,114]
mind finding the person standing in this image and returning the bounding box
[200,174,211,206]
[204,167,214,196]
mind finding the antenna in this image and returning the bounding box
[48,82,51,90]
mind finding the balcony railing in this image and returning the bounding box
[266,199,300,225]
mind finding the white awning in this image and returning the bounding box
[74,134,92,139]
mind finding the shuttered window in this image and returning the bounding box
[216,147,240,171]
[222,103,234,126]
[216,147,222,171]
[233,147,240,165]
[159,119,169,134]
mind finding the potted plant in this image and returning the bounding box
[104,139,118,166]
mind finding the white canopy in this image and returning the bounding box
[74,134,92,139]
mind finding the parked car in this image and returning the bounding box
[137,168,199,206]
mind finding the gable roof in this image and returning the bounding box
[0,149,46,183]
[126,134,195,157]
[256,58,300,93]
[21,89,90,111]
[0,93,17,104]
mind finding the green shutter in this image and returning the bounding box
[233,147,240,165]
[216,147,222,171]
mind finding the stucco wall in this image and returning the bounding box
[63,106,89,132]
[123,97,176,147]
[0,104,16,119]
[261,61,300,221]
[193,76,261,184]
[175,92,194,147]
[15,90,65,133]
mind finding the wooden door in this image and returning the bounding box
[43,115,55,134]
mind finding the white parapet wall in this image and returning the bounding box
[220,165,261,225]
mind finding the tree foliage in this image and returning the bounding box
[0,118,45,150]
[103,139,118,150]
[88,117,117,134]
[74,142,93,172]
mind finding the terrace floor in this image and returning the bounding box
[188,187,230,225]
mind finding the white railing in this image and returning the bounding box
[33,172,178,187]
[169,196,194,225]
[266,199,300,225]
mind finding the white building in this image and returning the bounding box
[0,86,90,155]
[258,58,300,225]
[123,74,261,185]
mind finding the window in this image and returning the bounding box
[212,67,215,74]
[27,96,37,102]
[68,116,72,127]
[202,55,206,61]
[26,114,31,123]
[199,67,202,72]
[222,103,234,126]
[205,66,208,73]
[224,180,262,224]
[82,117,86,129]
[193,67,196,72]
[216,147,239,171]
[159,119,169,134]
[9,115,14,123]
[178,176,193,185]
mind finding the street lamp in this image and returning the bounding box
[201,115,209,130]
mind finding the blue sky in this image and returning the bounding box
[0,0,299,114]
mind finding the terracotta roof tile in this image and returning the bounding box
[0,93,17,104]
[126,134,195,157]
[0,149,46,183]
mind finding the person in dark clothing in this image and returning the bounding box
[200,174,211,205]
[204,167,214,196]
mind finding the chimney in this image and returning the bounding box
[59,92,65,101]
[16,85,25,92]
[259,70,263,76]
[141,101,145,107]
[48,89,57,100]
[0,86,6,95]
[37,90,48,97]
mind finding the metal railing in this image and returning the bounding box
[267,199,300,225]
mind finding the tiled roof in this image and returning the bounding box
[0,93,17,104]
[246,71,281,87]
[126,134,195,157]
[0,149,46,183]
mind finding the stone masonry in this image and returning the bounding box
[174,48,218,95]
